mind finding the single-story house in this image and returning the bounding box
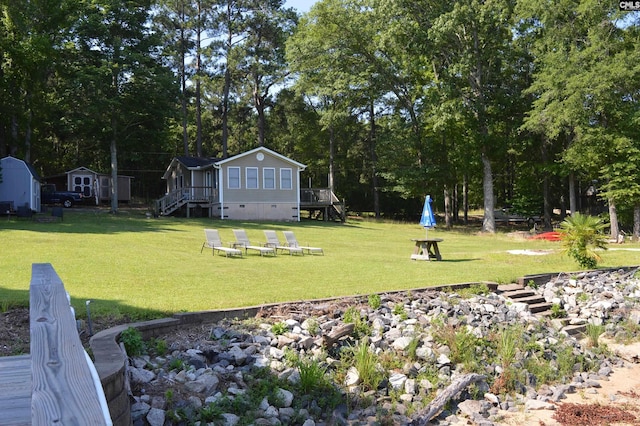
[158,147,306,221]
[0,156,41,212]
[44,167,132,204]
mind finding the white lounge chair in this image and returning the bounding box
[282,231,324,255]
[263,230,303,256]
[232,229,276,256]
[201,229,243,257]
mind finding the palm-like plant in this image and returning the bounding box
[559,213,609,269]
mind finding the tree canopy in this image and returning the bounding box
[1,0,639,236]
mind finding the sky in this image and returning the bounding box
[284,0,316,13]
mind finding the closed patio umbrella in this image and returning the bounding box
[420,195,436,238]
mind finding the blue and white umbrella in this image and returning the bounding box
[419,195,436,238]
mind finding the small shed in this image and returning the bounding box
[0,156,41,212]
[45,167,132,204]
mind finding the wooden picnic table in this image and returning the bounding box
[411,238,443,261]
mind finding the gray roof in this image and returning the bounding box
[175,156,218,168]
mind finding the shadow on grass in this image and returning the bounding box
[0,287,170,321]
[1,209,350,235]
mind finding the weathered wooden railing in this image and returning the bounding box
[155,186,219,216]
[300,188,346,222]
[30,263,112,425]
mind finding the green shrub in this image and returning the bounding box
[559,213,608,269]
[271,321,288,335]
[458,283,490,298]
[169,358,186,371]
[550,304,566,318]
[119,327,144,356]
[297,357,328,393]
[343,306,372,338]
[586,323,605,348]
[353,339,384,391]
[393,303,408,320]
[368,294,381,310]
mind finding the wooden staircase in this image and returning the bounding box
[497,283,552,314]
[496,283,587,337]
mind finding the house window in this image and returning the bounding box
[228,167,240,189]
[246,167,258,189]
[263,168,275,189]
[280,168,292,190]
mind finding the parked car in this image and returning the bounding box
[494,208,542,227]
[41,184,84,208]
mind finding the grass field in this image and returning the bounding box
[1,210,638,320]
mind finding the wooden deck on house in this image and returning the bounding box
[0,355,31,425]
[299,188,345,222]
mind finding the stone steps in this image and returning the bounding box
[498,284,548,313]
[498,283,589,337]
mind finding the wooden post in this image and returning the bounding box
[30,263,110,425]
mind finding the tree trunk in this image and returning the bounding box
[608,198,619,242]
[180,2,189,156]
[110,116,118,214]
[569,172,576,215]
[633,204,640,242]
[463,174,468,225]
[541,140,552,230]
[221,3,232,159]
[369,101,379,219]
[195,0,203,157]
[481,153,495,233]
[444,186,452,228]
[328,124,335,193]
[255,79,265,146]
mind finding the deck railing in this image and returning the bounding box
[156,186,219,215]
[300,188,337,204]
[30,263,112,425]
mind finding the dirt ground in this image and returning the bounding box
[499,350,640,426]
[2,308,640,425]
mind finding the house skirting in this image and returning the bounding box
[219,202,299,221]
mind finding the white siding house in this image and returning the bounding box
[215,147,306,221]
[158,147,306,221]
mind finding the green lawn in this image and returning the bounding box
[1,211,638,320]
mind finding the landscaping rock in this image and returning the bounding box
[125,268,640,425]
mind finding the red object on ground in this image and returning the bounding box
[531,231,562,241]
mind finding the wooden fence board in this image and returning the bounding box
[30,263,108,425]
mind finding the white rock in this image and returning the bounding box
[391,336,414,351]
[437,353,451,365]
[130,367,156,384]
[525,399,555,410]
[389,373,407,390]
[344,366,360,386]
[276,388,293,407]
[221,413,240,426]
[146,407,165,426]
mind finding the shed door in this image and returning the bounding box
[72,174,93,196]
[100,177,111,199]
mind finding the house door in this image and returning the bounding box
[72,174,93,197]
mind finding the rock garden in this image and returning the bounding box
[124,268,640,426]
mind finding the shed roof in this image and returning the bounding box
[0,156,40,181]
